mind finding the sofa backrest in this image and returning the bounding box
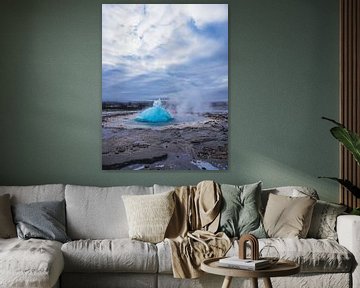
[153,184,176,194]
[65,184,153,240]
[0,184,65,204]
[0,184,320,240]
[154,184,319,209]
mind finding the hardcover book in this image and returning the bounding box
[218,257,271,270]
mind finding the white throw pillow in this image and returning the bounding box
[122,191,175,243]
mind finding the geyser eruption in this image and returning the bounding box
[135,99,174,123]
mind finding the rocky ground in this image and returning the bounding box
[102,110,228,170]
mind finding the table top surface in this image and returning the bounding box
[201,257,300,278]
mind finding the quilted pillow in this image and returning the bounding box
[263,193,316,238]
[218,182,266,238]
[122,191,175,243]
[12,200,70,243]
[0,194,16,238]
[307,200,347,240]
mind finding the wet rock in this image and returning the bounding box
[115,146,126,154]
[102,109,228,170]
[102,151,168,170]
[133,141,150,148]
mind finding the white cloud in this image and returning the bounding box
[102,4,228,74]
[180,4,228,29]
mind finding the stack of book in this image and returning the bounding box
[218,257,271,270]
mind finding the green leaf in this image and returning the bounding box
[321,116,344,127]
[318,177,360,198]
[330,127,360,165]
[351,208,360,215]
[322,117,360,165]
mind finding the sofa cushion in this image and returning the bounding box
[65,185,153,239]
[307,200,347,240]
[158,237,353,274]
[0,194,16,238]
[218,182,266,238]
[122,191,175,243]
[0,184,65,204]
[233,238,353,273]
[261,186,319,213]
[0,238,64,288]
[263,194,316,238]
[12,200,70,243]
[61,239,158,273]
[261,238,353,273]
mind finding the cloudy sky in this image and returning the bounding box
[102,4,228,106]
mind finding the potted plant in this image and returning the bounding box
[320,117,360,215]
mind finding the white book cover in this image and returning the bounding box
[219,257,270,270]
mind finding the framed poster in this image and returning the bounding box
[102,4,228,170]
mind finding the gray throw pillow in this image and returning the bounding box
[218,182,266,238]
[12,200,70,243]
[0,194,17,238]
[307,200,347,240]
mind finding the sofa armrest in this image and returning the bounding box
[337,215,360,288]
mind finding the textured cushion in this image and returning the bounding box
[0,184,65,204]
[158,237,353,274]
[307,200,347,240]
[231,238,353,273]
[65,185,153,239]
[12,200,70,243]
[0,238,64,288]
[218,182,266,238]
[263,194,316,238]
[61,239,158,273]
[122,191,175,243]
[0,194,16,238]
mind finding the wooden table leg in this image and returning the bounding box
[251,278,258,288]
[263,277,273,288]
[221,276,233,288]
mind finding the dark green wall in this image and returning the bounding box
[0,0,340,202]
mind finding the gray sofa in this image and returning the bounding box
[0,184,359,288]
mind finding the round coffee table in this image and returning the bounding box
[201,257,300,288]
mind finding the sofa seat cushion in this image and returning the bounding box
[232,238,353,273]
[0,238,64,288]
[61,239,158,273]
[157,238,353,274]
[260,238,353,272]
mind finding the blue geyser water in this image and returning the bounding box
[135,99,173,123]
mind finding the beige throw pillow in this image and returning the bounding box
[0,194,17,238]
[122,191,175,243]
[263,193,316,238]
